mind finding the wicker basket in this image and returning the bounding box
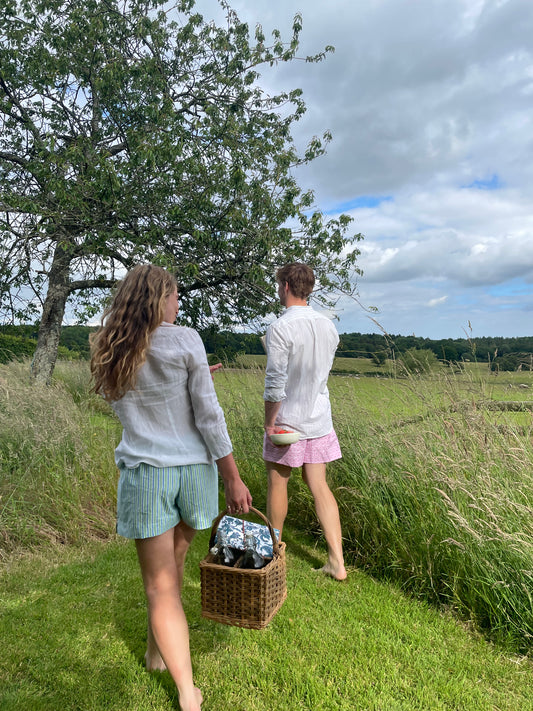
[200,507,286,629]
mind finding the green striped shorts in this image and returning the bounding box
[116,462,219,539]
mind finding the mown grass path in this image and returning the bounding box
[1,526,531,711]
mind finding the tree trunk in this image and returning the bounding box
[30,243,72,385]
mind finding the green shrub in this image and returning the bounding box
[397,347,440,374]
[0,334,36,363]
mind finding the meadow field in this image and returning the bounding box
[1,357,532,647]
[220,361,533,649]
[237,353,392,375]
[1,358,532,709]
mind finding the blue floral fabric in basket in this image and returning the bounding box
[215,516,280,557]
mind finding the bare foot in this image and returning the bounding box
[313,562,348,581]
[179,686,203,711]
[144,651,167,672]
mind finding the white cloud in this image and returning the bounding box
[196,0,533,338]
[428,296,449,307]
[353,187,533,289]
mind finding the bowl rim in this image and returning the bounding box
[269,430,301,444]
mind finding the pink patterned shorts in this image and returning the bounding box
[263,429,342,468]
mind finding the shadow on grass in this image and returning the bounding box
[0,543,158,711]
[0,538,222,711]
[278,526,325,570]
[0,514,333,711]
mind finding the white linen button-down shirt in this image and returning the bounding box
[112,323,233,469]
[263,305,339,439]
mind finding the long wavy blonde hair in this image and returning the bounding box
[89,264,177,401]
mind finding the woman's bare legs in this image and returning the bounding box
[265,461,292,538]
[145,622,166,672]
[302,462,347,581]
[136,522,202,711]
[144,521,197,672]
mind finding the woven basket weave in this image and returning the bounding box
[200,507,286,629]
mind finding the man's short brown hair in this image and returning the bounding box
[276,263,315,300]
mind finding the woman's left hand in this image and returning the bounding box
[216,453,252,515]
[224,477,253,515]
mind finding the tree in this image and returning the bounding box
[397,347,440,375]
[0,0,362,384]
[371,350,387,367]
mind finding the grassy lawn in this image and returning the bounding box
[1,529,532,711]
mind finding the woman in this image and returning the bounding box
[90,264,251,711]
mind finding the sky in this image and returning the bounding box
[197,0,533,340]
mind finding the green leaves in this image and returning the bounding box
[1,0,361,350]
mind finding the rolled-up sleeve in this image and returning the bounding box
[186,332,233,460]
[263,323,289,403]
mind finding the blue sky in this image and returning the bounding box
[463,174,501,190]
[199,0,533,339]
[326,196,393,213]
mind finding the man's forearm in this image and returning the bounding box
[264,399,282,431]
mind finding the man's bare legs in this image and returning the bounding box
[266,461,292,538]
[266,459,347,580]
[302,462,347,581]
[136,522,202,711]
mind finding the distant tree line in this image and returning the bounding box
[1,324,533,371]
[337,332,533,371]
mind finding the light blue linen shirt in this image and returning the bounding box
[263,305,339,439]
[112,323,233,469]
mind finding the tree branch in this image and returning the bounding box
[69,277,118,292]
[0,151,30,169]
[0,74,48,154]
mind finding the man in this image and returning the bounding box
[263,263,347,580]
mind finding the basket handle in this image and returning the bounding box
[208,506,280,556]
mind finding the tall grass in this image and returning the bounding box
[330,405,533,650]
[214,366,533,654]
[338,372,532,652]
[1,359,532,654]
[0,361,119,554]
